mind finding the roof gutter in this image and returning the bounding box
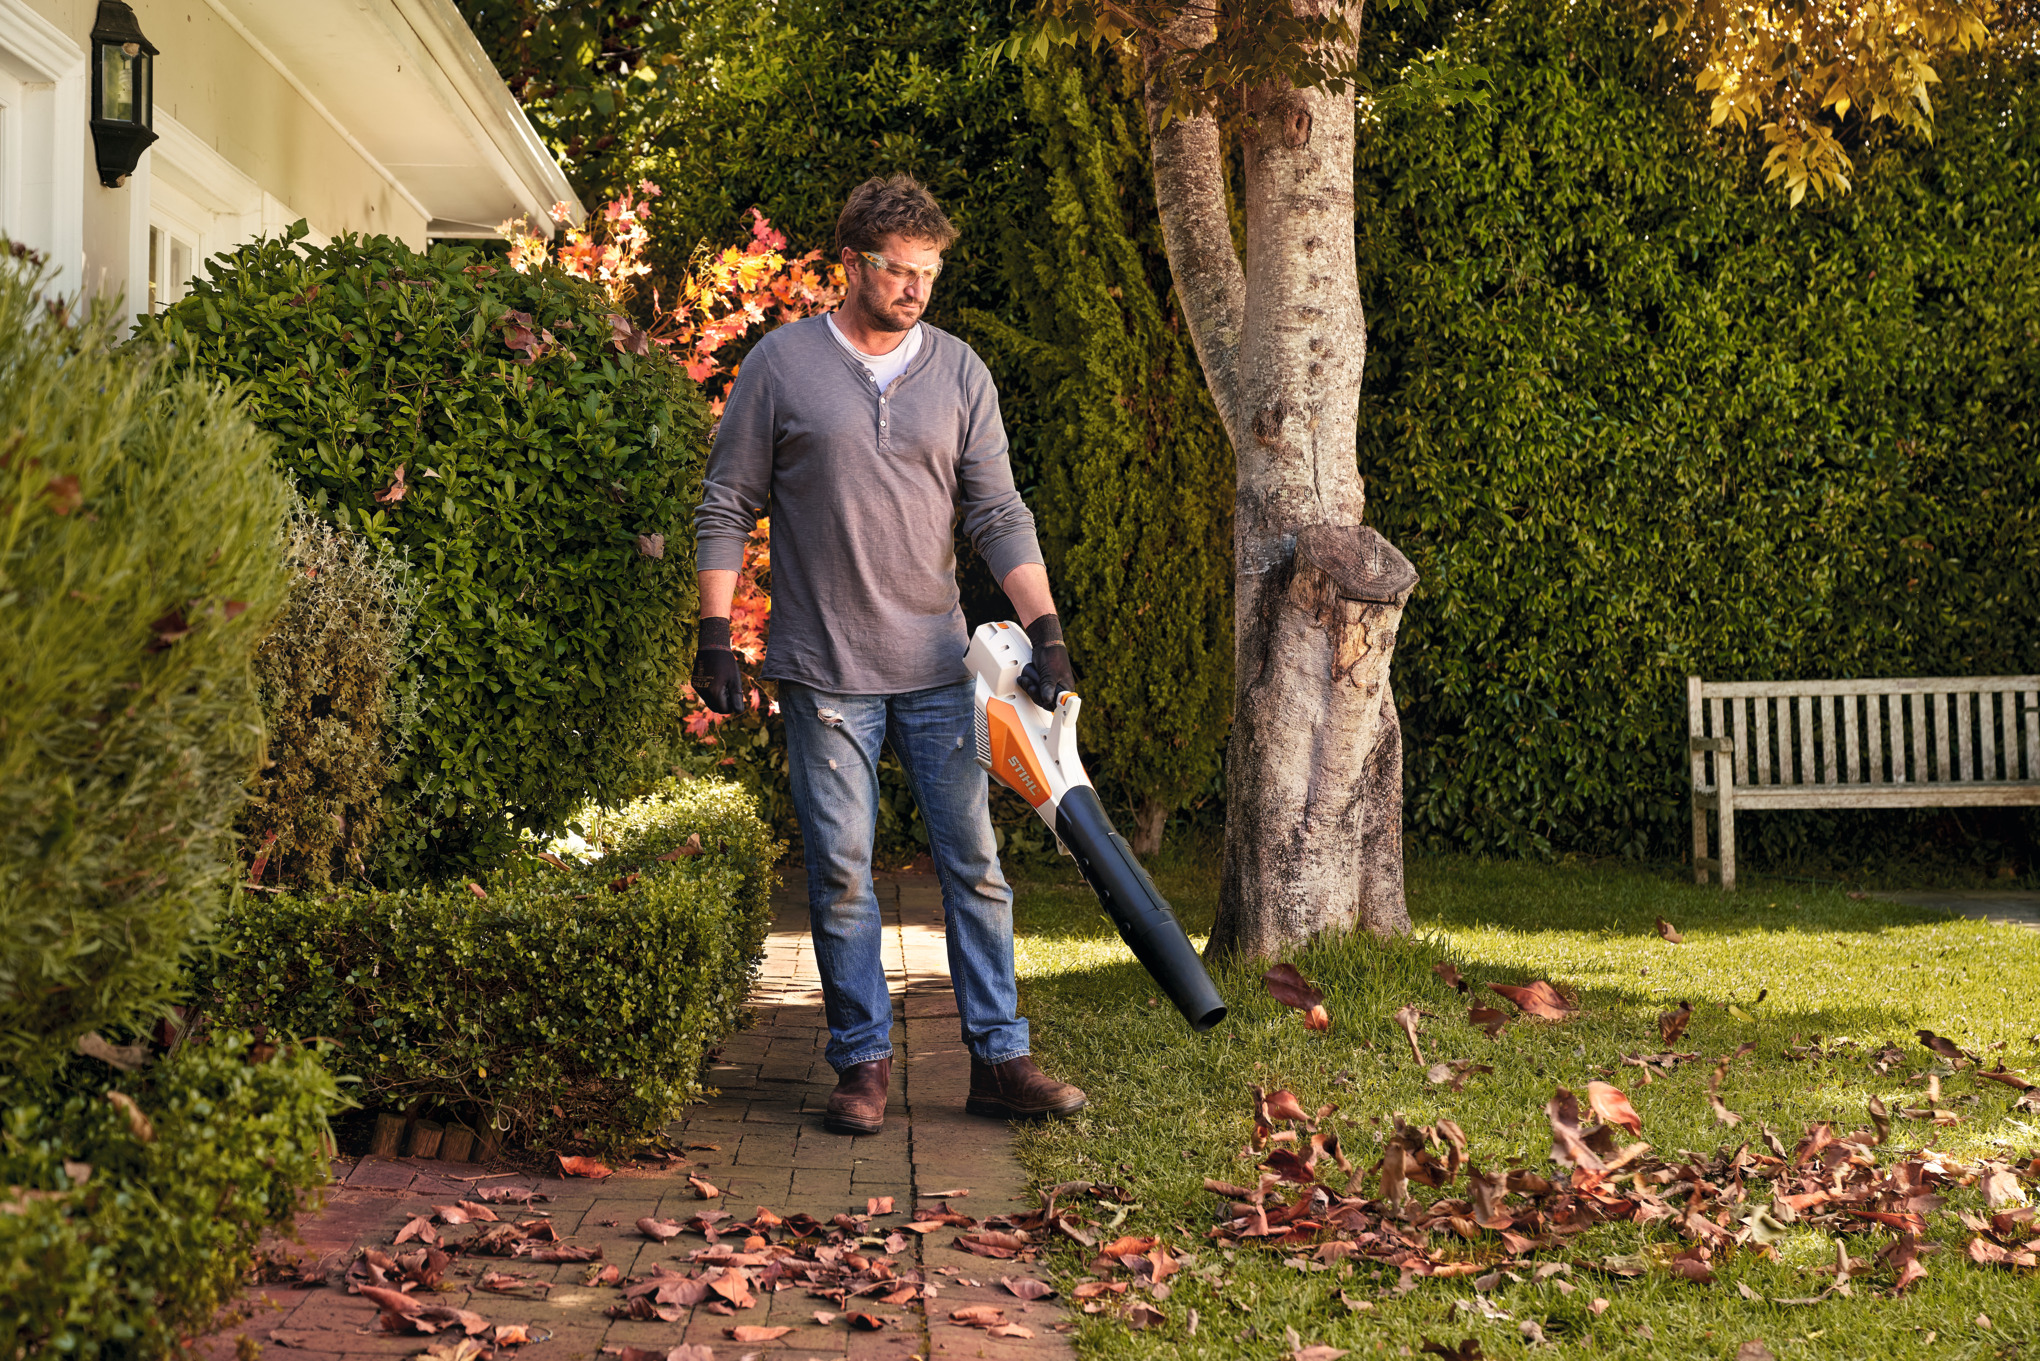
[385,0,584,236]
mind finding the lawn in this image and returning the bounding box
[1007,839,2040,1360]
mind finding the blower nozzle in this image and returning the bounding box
[966,623,1227,1032]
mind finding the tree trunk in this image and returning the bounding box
[1131,795,1169,858]
[1143,2,1417,959]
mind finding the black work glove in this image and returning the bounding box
[1019,613,1078,711]
[691,616,746,715]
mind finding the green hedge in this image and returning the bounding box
[0,254,291,1075]
[139,226,712,874]
[191,779,778,1149]
[1354,2,2040,860]
[966,48,1234,843]
[0,1033,339,1360]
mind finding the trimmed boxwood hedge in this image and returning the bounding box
[190,778,778,1149]
[0,1033,339,1360]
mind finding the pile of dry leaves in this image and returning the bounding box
[1207,957,2040,1312]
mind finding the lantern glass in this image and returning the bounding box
[98,42,146,124]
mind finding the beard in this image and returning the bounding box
[852,286,922,333]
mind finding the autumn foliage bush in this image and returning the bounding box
[192,778,778,1150]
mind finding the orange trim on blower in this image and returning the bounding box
[983,698,1051,808]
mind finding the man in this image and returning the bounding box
[691,174,1087,1136]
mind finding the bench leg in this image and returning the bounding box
[1718,798,1736,892]
[1692,793,1710,886]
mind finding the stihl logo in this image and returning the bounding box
[1006,755,1042,798]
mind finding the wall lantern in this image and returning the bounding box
[89,1,158,188]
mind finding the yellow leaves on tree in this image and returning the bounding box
[1654,0,2002,204]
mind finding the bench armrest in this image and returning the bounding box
[1689,736,1736,754]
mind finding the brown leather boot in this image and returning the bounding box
[965,1054,1087,1120]
[824,1057,891,1135]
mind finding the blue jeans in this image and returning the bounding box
[779,678,1030,1073]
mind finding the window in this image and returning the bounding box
[146,219,193,312]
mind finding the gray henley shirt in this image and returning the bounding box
[693,314,1044,695]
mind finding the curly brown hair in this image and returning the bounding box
[833,174,958,258]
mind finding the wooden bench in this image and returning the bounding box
[1688,675,2040,889]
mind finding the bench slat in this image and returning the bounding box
[1982,691,2000,782]
[1754,694,1773,785]
[1698,676,2040,699]
[1843,693,1860,784]
[1867,693,1886,783]
[1731,782,2040,810]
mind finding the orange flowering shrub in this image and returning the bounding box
[503,191,843,416]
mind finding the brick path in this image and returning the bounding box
[206,876,1074,1361]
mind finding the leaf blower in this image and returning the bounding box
[966,621,1228,1032]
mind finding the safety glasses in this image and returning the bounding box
[856,249,943,284]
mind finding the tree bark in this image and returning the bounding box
[1131,795,1169,857]
[1143,1,1417,958]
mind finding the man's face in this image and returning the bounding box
[844,233,942,332]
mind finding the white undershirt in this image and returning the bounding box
[827,313,922,394]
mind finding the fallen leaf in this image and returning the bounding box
[1125,1301,1167,1329]
[1264,963,1326,1026]
[1418,1342,1485,1361]
[477,1271,551,1296]
[1589,1298,1610,1315]
[1489,981,1576,1021]
[1427,1060,1494,1093]
[1546,1086,1603,1170]
[42,474,83,516]
[635,532,665,559]
[1585,1081,1643,1136]
[868,1196,895,1215]
[556,1155,612,1179]
[1917,1029,1972,1064]
[1468,1005,1510,1038]
[988,1322,1034,1338]
[724,1326,791,1342]
[1001,1276,1055,1299]
[75,1032,149,1072]
[1434,962,1468,993]
[1659,1001,1693,1047]
[658,833,704,861]
[1393,1004,1428,1064]
[952,1305,1008,1326]
[1295,1347,1350,1361]
[688,1175,721,1199]
[394,1215,439,1247]
[374,465,409,504]
[105,1091,155,1143]
[1735,1344,1776,1361]
[636,1217,682,1241]
[1303,1003,1332,1031]
[1975,1064,2035,1092]
[847,1312,890,1330]
[526,1245,601,1263]
[145,608,191,652]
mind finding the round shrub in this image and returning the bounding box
[0,254,290,1076]
[140,226,713,873]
